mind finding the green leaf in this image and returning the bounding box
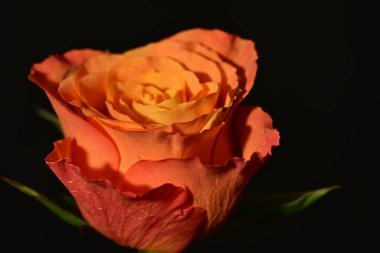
[62,194,78,209]
[34,106,62,133]
[223,185,341,231]
[1,175,88,228]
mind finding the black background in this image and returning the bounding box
[1,0,375,252]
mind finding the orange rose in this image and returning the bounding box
[29,28,279,252]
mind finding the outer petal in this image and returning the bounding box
[29,55,71,91]
[47,139,207,252]
[63,49,102,66]
[123,106,280,233]
[29,52,119,179]
[211,105,280,164]
[171,28,258,97]
[232,106,280,160]
[124,157,252,233]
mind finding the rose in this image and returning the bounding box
[29,28,279,252]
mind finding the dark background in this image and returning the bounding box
[1,0,375,252]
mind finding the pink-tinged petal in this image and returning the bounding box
[29,55,71,90]
[233,105,280,160]
[47,139,207,252]
[29,54,120,179]
[171,28,258,96]
[63,49,103,66]
[30,49,104,93]
[124,156,253,233]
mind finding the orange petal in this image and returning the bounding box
[29,55,71,92]
[132,82,219,125]
[126,38,239,106]
[29,52,119,178]
[91,117,223,174]
[105,101,139,123]
[90,120,183,174]
[45,92,119,178]
[58,74,82,107]
[148,56,185,71]
[96,116,146,131]
[63,49,103,66]
[123,106,279,233]
[82,53,124,74]
[172,113,214,135]
[126,41,222,84]
[171,28,258,97]
[109,56,156,83]
[232,105,280,160]
[173,40,239,106]
[164,50,222,84]
[47,138,207,252]
[76,72,108,114]
[135,71,186,96]
[135,70,204,102]
[123,156,251,233]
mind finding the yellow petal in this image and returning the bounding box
[77,72,108,114]
[134,82,219,125]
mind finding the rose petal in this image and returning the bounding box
[77,72,108,114]
[105,101,140,123]
[171,28,258,97]
[127,43,222,85]
[171,113,214,135]
[120,106,280,232]
[110,56,183,83]
[134,71,187,100]
[131,82,219,126]
[63,49,102,66]
[123,156,252,233]
[173,41,238,106]
[47,138,207,252]
[30,55,71,91]
[82,53,124,73]
[91,117,223,174]
[233,105,280,160]
[46,93,119,178]
[58,74,83,107]
[29,52,120,178]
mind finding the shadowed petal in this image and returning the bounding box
[29,51,120,178]
[233,106,280,160]
[212,106,280,164]
[171,28,258,97]
[91,117,223,174]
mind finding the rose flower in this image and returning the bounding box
[29,28,279,252]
